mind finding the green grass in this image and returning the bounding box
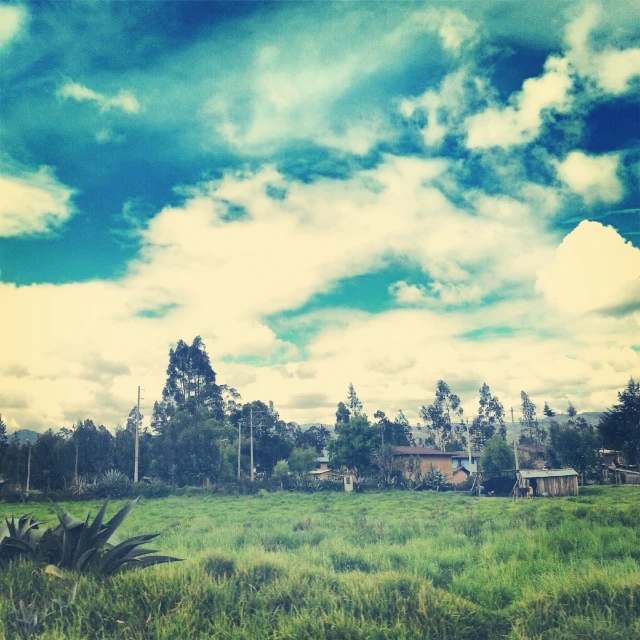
[1,486,639,639]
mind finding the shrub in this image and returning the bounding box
[0,498,181,575]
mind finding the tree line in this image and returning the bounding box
[0,336,638,492]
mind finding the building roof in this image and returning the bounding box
[453,466,470,475]
[518,445,546,454]
[393,446,450,456]
[450,450,481,458]
[518,468,578,478]
[316,456,329,463]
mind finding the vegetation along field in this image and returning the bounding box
[1,486,639,639]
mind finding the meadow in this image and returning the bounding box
[1,486,639,639]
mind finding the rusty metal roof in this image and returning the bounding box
[394,446,449,456]
[518,468,578,478]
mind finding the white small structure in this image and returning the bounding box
[343,474,354,492]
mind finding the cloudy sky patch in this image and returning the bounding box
[0,1,638,432]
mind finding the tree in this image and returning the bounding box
[272,460,290,489]
[598,378,640,466]
[470,383,506,449]
[335,402,351,426]
[294,425,331,454]
[566,402,577,418]
[480,435,515,474]
[547,417,599,485]
[347,383,363,416]
[288,447,317,476]
[519,391,546,445]
[0,413,7,463]
[161,336,224,419]
[374,410,413,447]
[328,414,378,477]
[419,380,465,451]
[543,402,556,418]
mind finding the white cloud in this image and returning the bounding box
[58,82,140,114]
[1,152,637,430]
[400,70,469,147]
[466,56,572,149]
[556,151,623,204]
[566,5,640,96]
[0,4,27,49]
[536,221,640,315]
[0,167,76,237]
[389,281,428,305]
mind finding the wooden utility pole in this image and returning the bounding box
[250,406,254,482]
[466,417,472,468]
[134,386,141,483]
[511,407,519,471]
[74,423,79,484]
[26,444,31,493]
[237,419,242,480]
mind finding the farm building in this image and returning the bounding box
[612,468,640,484]
[393,446,453,480]
[517,469,578,497]
[451,450,481,474]
[517,444,546,467]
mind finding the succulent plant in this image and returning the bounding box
[0,498,181,575]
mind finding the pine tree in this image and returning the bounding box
[347,383,363,416]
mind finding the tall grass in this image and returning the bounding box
[1,486,638,638]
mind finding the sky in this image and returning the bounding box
[1,0,639,433]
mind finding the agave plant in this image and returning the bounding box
[0,514,45,561]
[1,498,181,576]
[51,497,181,574]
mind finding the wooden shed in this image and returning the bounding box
[613,468,640,485]
[517,469,578,497]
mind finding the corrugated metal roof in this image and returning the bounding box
[394,446,449,456]
[519,468,578,478]
[316,456,329,462]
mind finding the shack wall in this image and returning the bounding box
[536,475,578,496]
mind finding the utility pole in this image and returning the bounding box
[134,386,141,483]
[250,406,254,482]
[26,444,31,493]
[237,419,242,480]
[511,407,519,471]
[466,417,472,469]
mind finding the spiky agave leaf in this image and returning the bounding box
[0,514,45,561]
[101,534,181,575]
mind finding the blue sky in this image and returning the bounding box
[1,1,639,432]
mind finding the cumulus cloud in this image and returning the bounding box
[536,221,640,315]
[566,5,640,96]
[389,281,428,305]
[556,151,623,204]
[0,167,76,237]
[466,56,572,149]
[58,81,140,114]
[0,4,27,49]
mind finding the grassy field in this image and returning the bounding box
[1,486,639,639]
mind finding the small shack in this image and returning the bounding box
[612,468,640,485]
[517,469,578,497]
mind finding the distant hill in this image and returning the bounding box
[6,429,41,444]
[540,412,603,426]
[298,423,334,432]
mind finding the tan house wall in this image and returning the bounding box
[399,455,454,480]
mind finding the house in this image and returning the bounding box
[450,450,481,474]
[393,446,454,480]
[517,445,546,467]
[309,468,342,482]
[612,468,640,485]
[452,466,471,485]
[516,468,578,497]
[315,455,329,471]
